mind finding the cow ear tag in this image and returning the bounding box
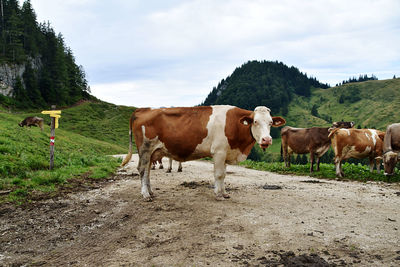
[240,117,253,126]
[272,117,286,127]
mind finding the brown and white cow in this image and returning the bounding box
[381,123,400,176]
[121,105,286,200]
[281,122,354,173]
[18,116,44,131]
[329,128,385,177]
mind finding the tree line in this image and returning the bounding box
[0,0,90,108]
[335,74,378,87]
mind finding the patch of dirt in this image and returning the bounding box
[1,154,400,266]
[301,180,325,184]
[262,184,283,190]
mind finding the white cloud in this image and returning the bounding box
[23,0,400,106]
[91,78,214,108]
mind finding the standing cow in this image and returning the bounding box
[281,122,354,173]
[18,116,44,131]
[381,123,400,176]
[121,105,286,201]
[329,128,385,177]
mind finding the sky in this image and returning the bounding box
[23,0,400,108]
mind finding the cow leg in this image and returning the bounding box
[137,148,154,201]
[283,146,290,168]
[340,162,344,177]
[316,156,321,172]
[151,162,156,170]
[167,158,172,173]
[335,157,343,177]
[310,152,315,173]
[158,159,164,169]
[177,162,182,172]
[213,153,229,200]
[376,157,381,173]
[368,157,375,173]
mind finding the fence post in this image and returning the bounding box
[49,105,56,170]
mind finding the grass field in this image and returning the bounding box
[0,103,132,203]
[240,160,400,183]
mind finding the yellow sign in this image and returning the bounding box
[41,110,62,128]
[41,110,61,115]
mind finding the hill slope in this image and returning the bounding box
[202,60,400,131]
[286,78,400,130]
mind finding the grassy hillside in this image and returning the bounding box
[285,78,400,130]
[21,101,135,149]
[0,102,134,204]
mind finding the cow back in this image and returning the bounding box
[281,127,329,154]
[384,123,400,152]
[330,128,385,159]
[133,106,213,159]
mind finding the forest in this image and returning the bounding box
[202,60,330,115]
[0,0,90,108]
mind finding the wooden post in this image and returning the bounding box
[49,105,56,170]
[41,106,61,170]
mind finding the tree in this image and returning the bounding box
[311,104,319,117]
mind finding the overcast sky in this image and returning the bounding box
[24,0,400,108]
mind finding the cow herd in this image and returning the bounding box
[18,105,398,201]
[282,122,400,178]
[120,105,399,200]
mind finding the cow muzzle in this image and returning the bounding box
[260,136,272,150]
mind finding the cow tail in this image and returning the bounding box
[121,114,135,166]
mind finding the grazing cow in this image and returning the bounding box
[331,121,355,129]
[329,128,385,177]
[381,123,400,175]
[281,122,354,173]
[18,116,44,131]
[121,105,286,201]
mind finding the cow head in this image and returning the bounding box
[18,121,24,127]
[241,106,286,150]
[382,151,399,176]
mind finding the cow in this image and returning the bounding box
[281,122,354,173]
[331,121,355,129]
[329,128,385,177]
[381,123,400,176]
[151,158,183,172]
[18,116,44,131]
[121,105,286,201]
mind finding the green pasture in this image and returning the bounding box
[0,107,129,204]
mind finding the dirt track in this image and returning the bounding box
[1,154,400,266]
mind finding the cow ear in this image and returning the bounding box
[375,156,383,160]
[240,116,253,126]
[378,132,385,141]
[272,116,286,127]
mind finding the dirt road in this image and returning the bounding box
[1,154,400,266]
